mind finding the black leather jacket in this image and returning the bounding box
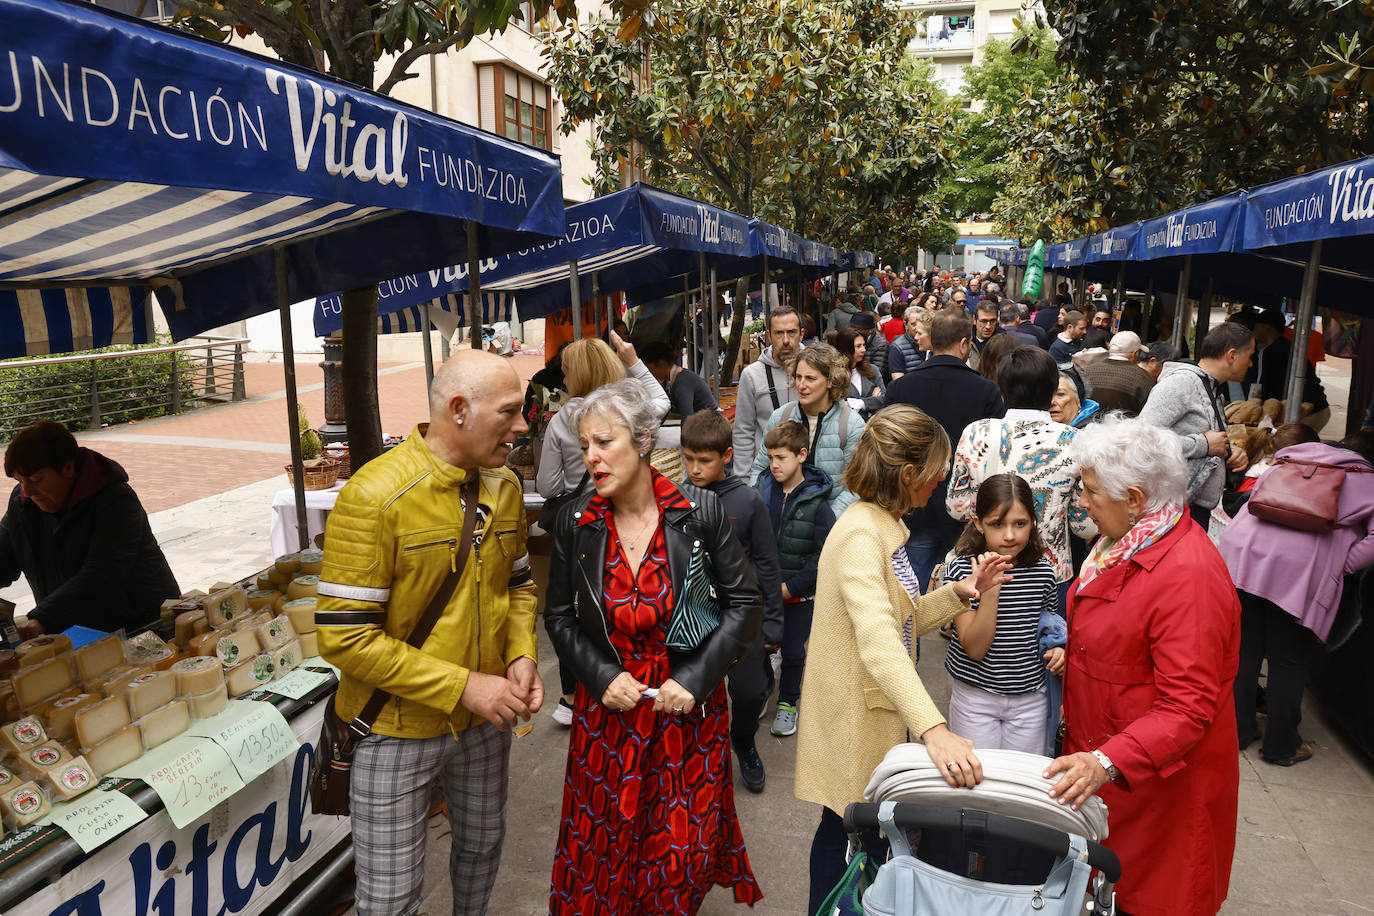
[544,480,762,703]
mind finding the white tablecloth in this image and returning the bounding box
[270,482,344,556]
[269,480,545,556]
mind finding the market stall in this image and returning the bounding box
[0,1,565,910]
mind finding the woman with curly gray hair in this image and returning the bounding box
[747,342,866,516]
[543,378,765,913]
[1043,415,1240,916]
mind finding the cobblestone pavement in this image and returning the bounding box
[1,351,1369,915]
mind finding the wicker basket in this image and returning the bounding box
[285,457,340,491]
[323,444,352,479]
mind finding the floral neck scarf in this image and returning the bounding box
[1078,504,1185,588]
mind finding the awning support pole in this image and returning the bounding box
[421,300,436,385]
[276,249,309,551]
[1173,255,1193,353]
[1114,263,1127,330]
[1195,277,1215,357]
[592,273,602,337]
[466,220,482,349]
[683,274,693,369]
[569,259,582,340]
[1284,240,1323,423]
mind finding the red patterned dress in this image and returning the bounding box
[549,472,762,914]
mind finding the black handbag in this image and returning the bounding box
[309,476,479,816]
[537,470,590,531]
[664,544,722,652]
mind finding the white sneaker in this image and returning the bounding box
[552,697,574,726]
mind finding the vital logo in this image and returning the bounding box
[265,69,409,187]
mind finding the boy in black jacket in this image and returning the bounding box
[754,420,835,739]
[681,410,782,793]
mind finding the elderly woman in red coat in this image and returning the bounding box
[1044,415,1240,916]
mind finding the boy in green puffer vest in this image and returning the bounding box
[755,420,835,738]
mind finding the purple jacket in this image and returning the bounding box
[1219,442,1374,641]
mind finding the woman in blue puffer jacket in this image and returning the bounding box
[748,343,865,517]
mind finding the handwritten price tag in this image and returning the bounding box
[188,700,300,782]
[110,736,244,829]
[44,790,148,853]
[268,667,329,700]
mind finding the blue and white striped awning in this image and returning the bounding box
[0,286,155,358]
[0,0,565,354]
[315,184,840,333]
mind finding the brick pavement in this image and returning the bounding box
[73,352,547,513]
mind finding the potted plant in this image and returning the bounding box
[286,404,339,490]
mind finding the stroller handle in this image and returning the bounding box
[843,801,1122,885]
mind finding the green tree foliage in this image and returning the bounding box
[545,0,951,254]
[1002,0,1374,239]
[940,28,1061,224]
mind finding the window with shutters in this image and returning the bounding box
[477,64,552,151]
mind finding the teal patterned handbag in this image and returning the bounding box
[664,545,721,651]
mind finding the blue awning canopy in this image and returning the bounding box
[1084,223,1141,264]
[1131,193,1245,261]
[314,184,837,335]
[0,287,156,356]
[1047,238,1089,270]
[0,0,565,356]
[837,251,875,271]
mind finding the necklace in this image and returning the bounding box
[617,511,657,552]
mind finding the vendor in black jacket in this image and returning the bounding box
[3,421,179,637]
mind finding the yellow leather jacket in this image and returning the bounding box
[316,426,537,739]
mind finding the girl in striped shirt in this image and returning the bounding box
[944,473,1065,754]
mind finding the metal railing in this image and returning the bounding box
[0,336,250,437]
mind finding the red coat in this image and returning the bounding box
[1065,518,1240,916]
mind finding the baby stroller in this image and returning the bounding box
[834,744,1121,916]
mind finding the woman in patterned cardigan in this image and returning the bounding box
[947,347,1097,613]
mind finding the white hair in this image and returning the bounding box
[1070,414,1188,511]
[574,378,660,456]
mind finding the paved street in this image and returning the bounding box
[2,352,1369,915]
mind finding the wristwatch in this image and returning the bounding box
[1090,749,1120,783]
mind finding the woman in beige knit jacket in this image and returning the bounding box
[794,405,1012,913]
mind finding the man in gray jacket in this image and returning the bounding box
[733,306,804,477]
[1138,321,1253,526]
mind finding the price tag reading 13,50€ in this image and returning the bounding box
[188,700,301,783]
[111,736,245,829]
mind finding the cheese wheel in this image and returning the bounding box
[89,664,137,696]
[283,598,317,634]
[188,630,221,658]
[16,634,73,666]
[13,656,75,708]
[173,611,206,650]
[85,725,143,776]
[297,549,324,575]
[205,586,249,629]
[298,631,319,658]
[28,687,82,721]
[0,717,47,754]
[268,566,292,587]
[234,610,273,633]
[274,552,302,576]
[188,683,229,719]
[114,671,177,718]
[75,696,133,749]
[226,655,275,697]
[259,615,297,651]
[19,742,72,778]
[216,629,261,668]
[270,640,301,679]
[1,781,51,827]
[171,656,225,695]
[43,693,101,743]
[0,763,15,791]
[138,700,190,750]
[123,633,173,668]
[73,635,126,682]
[45,757,96,800]
[246,589,279,611]
[286,575,319,601]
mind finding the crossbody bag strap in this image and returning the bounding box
[765,364,781,410]
[346,474,480,741]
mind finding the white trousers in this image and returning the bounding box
[947,678,1048,755]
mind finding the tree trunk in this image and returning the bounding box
[719,275,751,384]
[340,285,384,469]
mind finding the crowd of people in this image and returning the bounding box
[293,262,1374,916]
